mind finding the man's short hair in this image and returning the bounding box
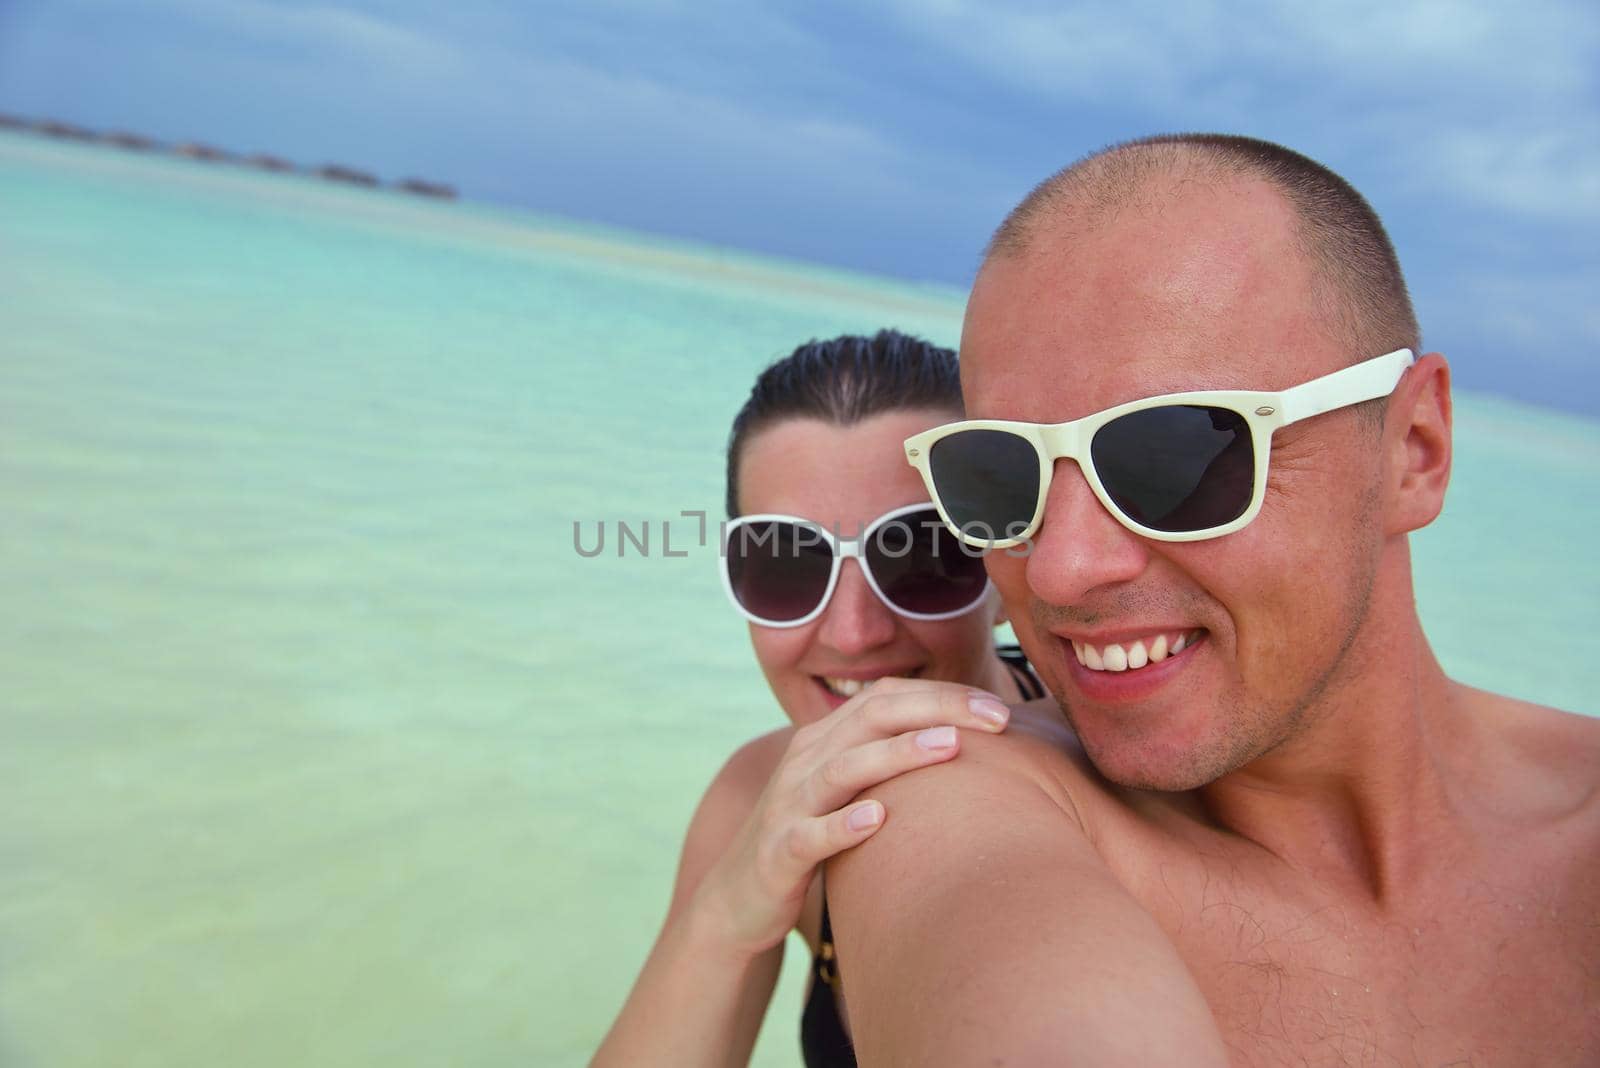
[988,133,1422,365]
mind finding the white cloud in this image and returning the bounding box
[883,0,1597,106]
[447,46,929,204]
[126,0,464,78]
[1448,268,1600,358]
[1418,124,1600,222]
[877,0,1600,222]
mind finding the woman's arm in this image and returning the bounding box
[591,680,1013,1068]
[590,732,792,1068]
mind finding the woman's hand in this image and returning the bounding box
[594,681,1013,1068]
[690,678,1011,958]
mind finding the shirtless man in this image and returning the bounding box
[827,134,1600,1066]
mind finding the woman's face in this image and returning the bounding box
[735,408,1010,727]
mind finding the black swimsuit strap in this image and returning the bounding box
[816,886,840,990]
[998,644,1045,701]
[802,883,855,1065]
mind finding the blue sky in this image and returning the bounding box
[2,0,1596,415]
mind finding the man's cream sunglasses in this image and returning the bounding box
[904,348,1415,547]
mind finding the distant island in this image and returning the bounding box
[0,112,457,200]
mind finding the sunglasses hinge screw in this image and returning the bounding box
[1255,405,1275,416]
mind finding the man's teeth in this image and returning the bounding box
[823,677,874,698]
[1071,631,1202,673]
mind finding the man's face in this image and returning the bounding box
[962,177,1388,790]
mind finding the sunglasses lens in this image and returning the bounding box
[927,430,1041,542]
[867,508,989,616]
[726,521,834,623]
[1090,405,1254,532]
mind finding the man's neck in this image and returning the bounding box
[1195,584,1471,905]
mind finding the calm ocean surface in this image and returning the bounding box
[2,131,1596,1067]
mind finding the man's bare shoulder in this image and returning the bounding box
[824,697,1229,1066]
[892,695,1165,822]
[1463,684,1600,816]
[1519,695,1600,772]
[829,694,1183,856]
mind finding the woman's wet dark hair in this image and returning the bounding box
[726,329,962,517]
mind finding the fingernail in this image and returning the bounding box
[916,725,958,750]
[847,802,883,831]
[968,695,1010,728]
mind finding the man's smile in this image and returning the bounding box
[1043,622,1212,705]
[1069,629,1206,672]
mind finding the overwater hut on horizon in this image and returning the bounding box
[314,163,379,187]
[175,141,230,162]
[37,119,94,141]
[394,177,457,200]
[244,152,295,173]
[4,113,459,202]
[104,130,159,151]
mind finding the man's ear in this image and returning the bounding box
[1384,352,1452,535]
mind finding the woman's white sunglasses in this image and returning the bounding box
[719,503,992,628]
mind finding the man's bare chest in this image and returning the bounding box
[1139,861,1599,1067]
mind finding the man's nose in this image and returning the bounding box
[815,559,898,655]
[1022,458,1150,604]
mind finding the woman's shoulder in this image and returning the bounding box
[666,725,796,914]
[701,726,796,810]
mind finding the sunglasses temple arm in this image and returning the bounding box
[1277,348,1414,425]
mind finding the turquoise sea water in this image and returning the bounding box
[1,131,1596,1067]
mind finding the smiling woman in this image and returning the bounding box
[591,331,1044,1068]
